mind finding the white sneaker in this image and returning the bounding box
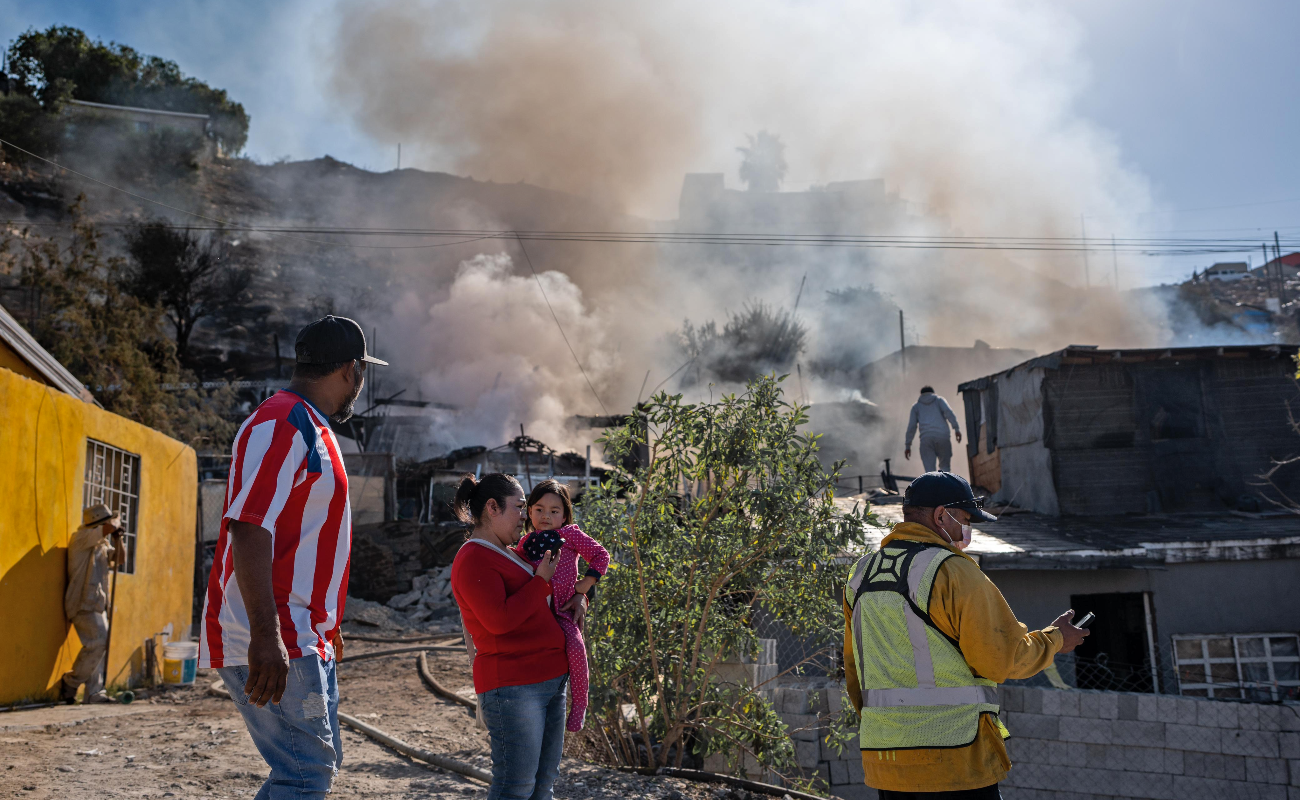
[85,691,114,704]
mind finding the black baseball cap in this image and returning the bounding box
[294,316,388,366]
[903,471,997,522]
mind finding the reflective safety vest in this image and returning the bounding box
[847,540,1005,750]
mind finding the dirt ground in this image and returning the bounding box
[0,639,729,800]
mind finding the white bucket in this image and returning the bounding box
[162,641,199,685]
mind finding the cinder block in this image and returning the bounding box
[999,685,1021,712]
[1285,710,1300,733]
[1260,705,1283,732]
[1138,694,1160,722]
[1288,785,1300,800]
[1044,739,1074,766]
[782,688,810,714]
[1120,745,1165,773]
[810,689,830,715]
[1176,698,1200,725]
[1060,690,1081,717]
[1173,775,1287,800]
[1059,717,1112,745]
[1238,703,1261,731]
[1084,743,1108,769]
[1290,760,1300,787]
[1163,748,1184,775]
[828,687,845,715]
[1022,687,1043,714]
[828,759,849,785]
[1097,692,1119,720]
[1223,753,1246,781]
[1112,771,1174,799]
[1118,693,1139,721]
[1156,696,1181,723]
[1247,756,1289,784]
[847,756,864,784]
[1167,723,1222,753]
[829,784,877,800]
[795,740,820,770]
[817,763,830,789]
[1078,692,1101,719]
[1041,689,1066,716]
[1200,699,1240,729]
[1222,729,1280,758]
[1282,733,1300,759]
[1183,751,1208,778]
[1007,712,1061,741]
[784,712,820,742]
[1111,719,1165,747]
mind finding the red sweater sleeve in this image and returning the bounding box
[454,561,552,635]
[559,523,609,575]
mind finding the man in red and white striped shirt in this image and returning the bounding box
[202,315,386,798]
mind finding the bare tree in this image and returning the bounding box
[737,130,787,192]
[123,220,255,363]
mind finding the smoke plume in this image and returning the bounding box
[326,0,1171,466]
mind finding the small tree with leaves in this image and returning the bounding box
[581,375,870,781]
[737,131,787,192]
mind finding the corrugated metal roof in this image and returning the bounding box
[0,303,96,403]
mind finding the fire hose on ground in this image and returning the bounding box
[208,648,829,800]
[207,677,491,784]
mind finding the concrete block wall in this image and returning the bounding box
[711,682,1299,800]
[996,685,1300,800]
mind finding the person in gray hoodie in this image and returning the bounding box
[904,386,962,472]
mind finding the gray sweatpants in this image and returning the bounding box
[62,610,108,696]
[918,436,953,473]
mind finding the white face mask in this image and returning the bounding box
[944,511,972,550]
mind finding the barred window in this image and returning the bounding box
[83,440,141,575]
[1173,633,1300,702]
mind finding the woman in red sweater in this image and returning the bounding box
[449,473,586,800]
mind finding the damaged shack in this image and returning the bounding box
[935,344,1300,701]
[958,344,1300,514]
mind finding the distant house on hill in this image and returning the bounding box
[1251,252,1300,278]
[61,99,218,159]
[1201,262,1248,281]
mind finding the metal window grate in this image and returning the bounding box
[83,440,141,574]
[1172,633,1300,702]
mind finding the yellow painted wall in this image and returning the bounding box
[0,363,196,704]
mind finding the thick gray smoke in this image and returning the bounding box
[325,0,1172,464]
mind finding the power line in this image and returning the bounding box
[2,138,1296,257]
[512,232,608,415]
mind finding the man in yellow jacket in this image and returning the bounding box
[844,472,1088,798]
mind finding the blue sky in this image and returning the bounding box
[3,0,1297,286]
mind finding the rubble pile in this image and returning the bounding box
[341,566,461,634]
[386,565,459,622]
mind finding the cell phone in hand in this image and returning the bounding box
[1075,612,1095,629]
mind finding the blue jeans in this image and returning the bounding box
[479,674,568,800]
[218,654,341,800]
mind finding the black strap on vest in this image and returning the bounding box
[853,541,960,650]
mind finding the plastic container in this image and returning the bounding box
[162,641,199,685]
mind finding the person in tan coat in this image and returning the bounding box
[60,504,123,703]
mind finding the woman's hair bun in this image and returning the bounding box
[450,473,522,525]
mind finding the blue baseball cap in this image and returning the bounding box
[903,471,997,523]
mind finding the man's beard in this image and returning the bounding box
[330,380,364,424]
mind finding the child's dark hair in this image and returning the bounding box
[452,473,522,525]
[526,479,574,531]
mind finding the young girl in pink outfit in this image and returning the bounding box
[514,479,609,732]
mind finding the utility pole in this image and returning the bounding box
[1111,235,1119,291]
[1264,243,1277,300]
[899,309,906,375]
[1276,231,1287,304]
[1080,215,1090,288]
